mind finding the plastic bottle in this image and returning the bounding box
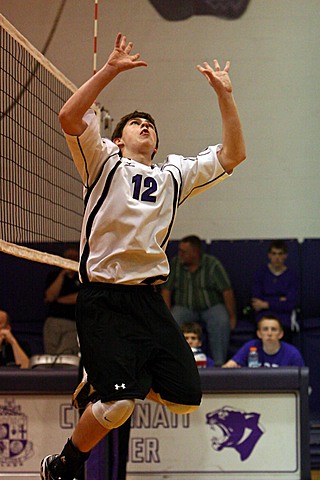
[248,346,260,368]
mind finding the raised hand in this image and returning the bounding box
[107,33,148,74]
[197,59,232,95]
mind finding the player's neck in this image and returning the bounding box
[122,147,152,166]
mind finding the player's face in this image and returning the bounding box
[268,248,287,268]
[257,319,283,344]
[184,333,201,348]
[120,117,157,154]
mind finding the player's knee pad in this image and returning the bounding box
[164,401,199,415]
[92,399,135,430]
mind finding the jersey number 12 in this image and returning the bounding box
[132,174,157,203]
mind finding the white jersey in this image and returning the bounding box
[65,110,229,285]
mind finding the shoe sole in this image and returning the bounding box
[40,454,78,480]
[40,455,52,479]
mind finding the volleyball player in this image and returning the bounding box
[41,32,246,480]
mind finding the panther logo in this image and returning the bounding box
[206,405,264,461]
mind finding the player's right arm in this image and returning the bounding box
[59,33,147,136]
[197,59,246,173]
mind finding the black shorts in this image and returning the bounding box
[76,283,202,406]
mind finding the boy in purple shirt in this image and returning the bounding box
[223,315,304,368]
[251,240,299,344]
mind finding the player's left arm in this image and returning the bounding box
[197,59,246,173]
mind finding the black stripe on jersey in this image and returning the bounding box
[160,171,179,248]
[79,160,122,283]
[76,137,90,188]
[83,151,120,209]
[161,163,182,184]
[198,147,211,156]
[142,275,169,284]
[179,171,227,206]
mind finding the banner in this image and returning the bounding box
[0,392,300,479]
[0,395,76,479]
[127,393,300,480]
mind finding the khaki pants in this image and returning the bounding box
[43,316,79,355]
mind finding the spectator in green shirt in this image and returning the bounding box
[162,235,236,365]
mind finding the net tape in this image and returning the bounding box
[0,239,78,271]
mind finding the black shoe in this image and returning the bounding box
[40,454,75,480]
[72,373,96,410]
[40,454,59,479]
[41,439,90,480]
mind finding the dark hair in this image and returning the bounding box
[268,240,288,254]
[181,321,203,339]
[180,235,203,252]
[111,110,159,159]
[257,314,283,331]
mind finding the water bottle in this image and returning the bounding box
[248,346,260,368]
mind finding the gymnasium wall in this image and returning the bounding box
[0,0,319,241]
[0,0,319,414]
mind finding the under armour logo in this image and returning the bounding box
[115,383,126,390]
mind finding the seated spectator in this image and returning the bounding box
[43,246,80,355]
[0,310,30,368]
[222,315,305,368]
[162,235,236,365]
[181,321,214,368]
[251,240,299,343]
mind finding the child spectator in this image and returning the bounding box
[181,321,214,368]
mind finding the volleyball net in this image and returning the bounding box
[0,14,84,270]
